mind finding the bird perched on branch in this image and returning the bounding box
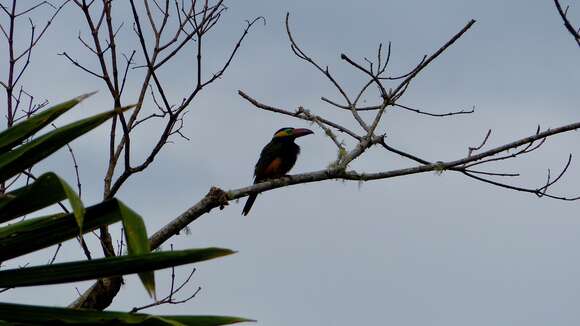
[242,127,314,216]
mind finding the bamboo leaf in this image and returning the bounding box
[0,93,95,154]
[0,105,133,183]
[0,199,121,261]
[161,316,255,326]
[118,201,155,298]
[0,248,234,288]
[0,172,84,227]
[0,302,253,325]
[0,199,227,298]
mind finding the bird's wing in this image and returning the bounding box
[254,141,282,180]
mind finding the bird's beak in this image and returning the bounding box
[293,128,314,138]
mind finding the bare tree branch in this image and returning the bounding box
[554,0,580,47]
[238,90,361,141]
[149,116,580,250]
[0,0,68,194]
[66,3,580,313]
[130,245,201,313]
[67,0,263,310]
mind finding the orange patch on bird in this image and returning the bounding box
[262,157,283,177]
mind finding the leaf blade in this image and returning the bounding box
[0,172,84,226]
[118,201,155,298]
[0,302,254,325]
[0,248,235,288]
[0,105,133,183]
[0,92,95,154]
[0,199,121,261]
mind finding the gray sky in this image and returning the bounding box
[2,0,580,325]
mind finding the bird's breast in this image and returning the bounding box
[262,157,284,177]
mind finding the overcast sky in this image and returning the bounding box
[2,0,580,325]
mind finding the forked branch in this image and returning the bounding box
[554,0,580,47]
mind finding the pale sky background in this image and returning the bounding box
[2,0,580,325]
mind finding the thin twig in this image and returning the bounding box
[467,129,492,157]
[554,0,580,47]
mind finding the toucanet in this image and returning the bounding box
[242,127,314,216]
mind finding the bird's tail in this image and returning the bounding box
[242,193,258,216]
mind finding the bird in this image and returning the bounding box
[242,127,314,216]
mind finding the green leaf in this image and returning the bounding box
[161,316,255,326]
[118,201,155,298]
[0,172,84,227]
[0,302,254,325]
[0,199,121,261]
[0,197,162,296]
[0,93,95,154]
[0,105,133,183]
[0,248,234,288]
[0,195,233,298]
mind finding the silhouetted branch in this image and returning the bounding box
[238,90,361,141]
[463,154,578,200]
[0,0,68,195]
[58,52,104,79]
[236,16,580,219]
[130,245,201,313]
[554,0,580,47]
[285,13,370,132]
[395,103,475,117]
[1,0,68,128]
[68,0,262,310]
[391,20,476,99]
